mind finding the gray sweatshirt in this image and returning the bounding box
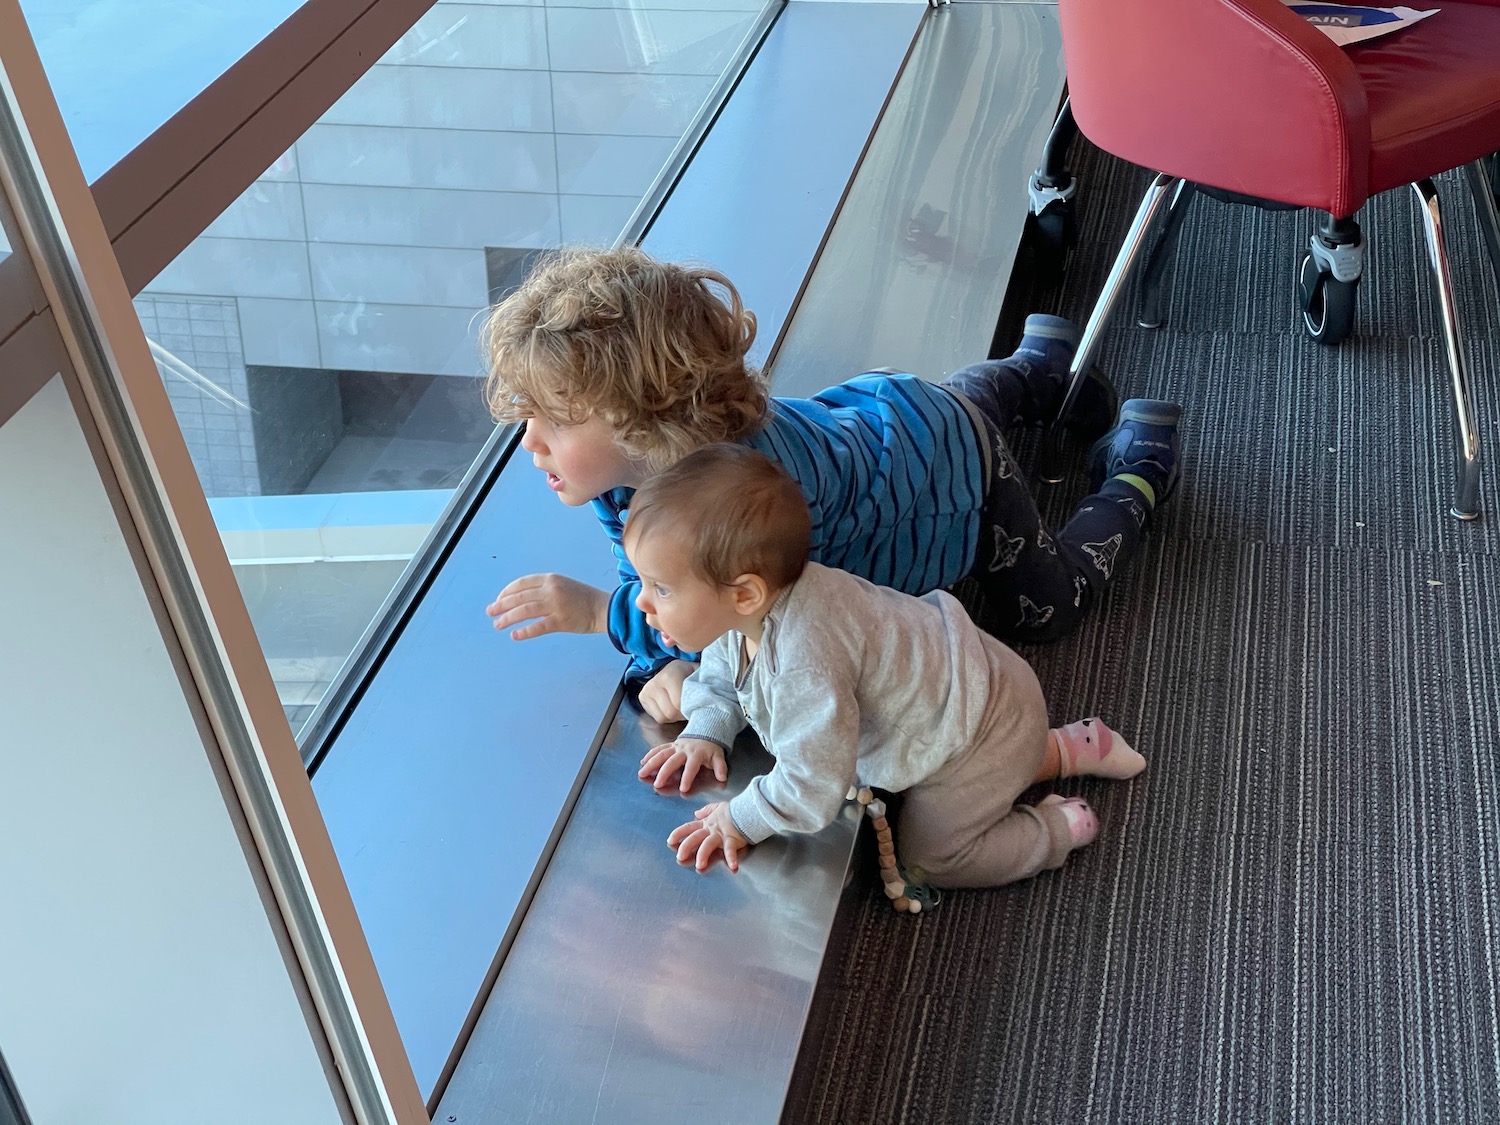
[680,562,1047,844]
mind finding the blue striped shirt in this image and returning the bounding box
[594,373,986,678]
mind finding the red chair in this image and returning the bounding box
[1045,0,1500,519]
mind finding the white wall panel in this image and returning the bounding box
[386,5,549,67]
[559,192,638,244]
[545,8,752,73]
[203,180,309,242]
[555,132,675,195]
[318,64,554,132]
[309,241,486,307]
[238,295,324,369]
[550,70,714,135]
[298,123,557,194]
[315,299,486,375]
[149,236,313,301]
[0,377,343,1125]
[302,183,560,250]
[546,0,764,12]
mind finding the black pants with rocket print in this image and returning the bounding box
[942,360,1148,645]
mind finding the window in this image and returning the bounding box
[121,0,774,734]
[21,0,309,182]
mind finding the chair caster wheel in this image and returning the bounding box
[1024,197,1077,285]
[1297,250,1358,345]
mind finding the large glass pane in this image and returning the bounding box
[21,1,307,182]
[133,0,771,737]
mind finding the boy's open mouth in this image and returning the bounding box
[544,471,564,491]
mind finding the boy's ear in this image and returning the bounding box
[727,573,772,616]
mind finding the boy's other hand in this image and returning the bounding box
[638,659,695,723]
[487,573,609,640]
[667,802,749,873]
[639,736,727,794]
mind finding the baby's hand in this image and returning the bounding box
[667,801,749,873]
[486,573,609,640]
[639,736,727,794]
[637,659,695,723]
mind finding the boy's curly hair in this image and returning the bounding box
[481,246,769,471]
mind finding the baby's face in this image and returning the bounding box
[626,531,744,655]
[520,413,644,505]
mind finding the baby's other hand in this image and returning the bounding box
[486,573,609,640]
[637,659,695,723]
[639,736,727,794]
[667,801,749,873]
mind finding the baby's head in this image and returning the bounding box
[623,445,811,653]
[482,246,769,473]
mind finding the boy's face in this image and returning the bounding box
[521,414,643,505]
[626,530,747,654]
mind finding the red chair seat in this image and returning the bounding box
[1060,0,1500,215]
[1352,3,1500,196]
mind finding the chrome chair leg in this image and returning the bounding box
[1464,159,1500,306]
[1413,178,1481,520]
[1040,171,1181,483]
[1138,181,1197,328]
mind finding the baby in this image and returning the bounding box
[624,443,1145,885]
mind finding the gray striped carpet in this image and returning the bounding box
[783,143,1500,1123]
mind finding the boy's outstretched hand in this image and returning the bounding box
[487,573,609,640]
[667,802,750,873]
[637,659,696,723]
[639,736,726,793]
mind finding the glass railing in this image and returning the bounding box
[125,0,774,736]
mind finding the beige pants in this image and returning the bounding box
[896,647,1073,889]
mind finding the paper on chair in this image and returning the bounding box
[1282,2,1438,45]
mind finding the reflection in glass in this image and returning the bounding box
[133,0,771,736]
[21,0,306,182]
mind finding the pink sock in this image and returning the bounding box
[1039,794,1099,848]
[1050,717,1145,780]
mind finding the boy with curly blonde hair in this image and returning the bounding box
[483,246,1182,722]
